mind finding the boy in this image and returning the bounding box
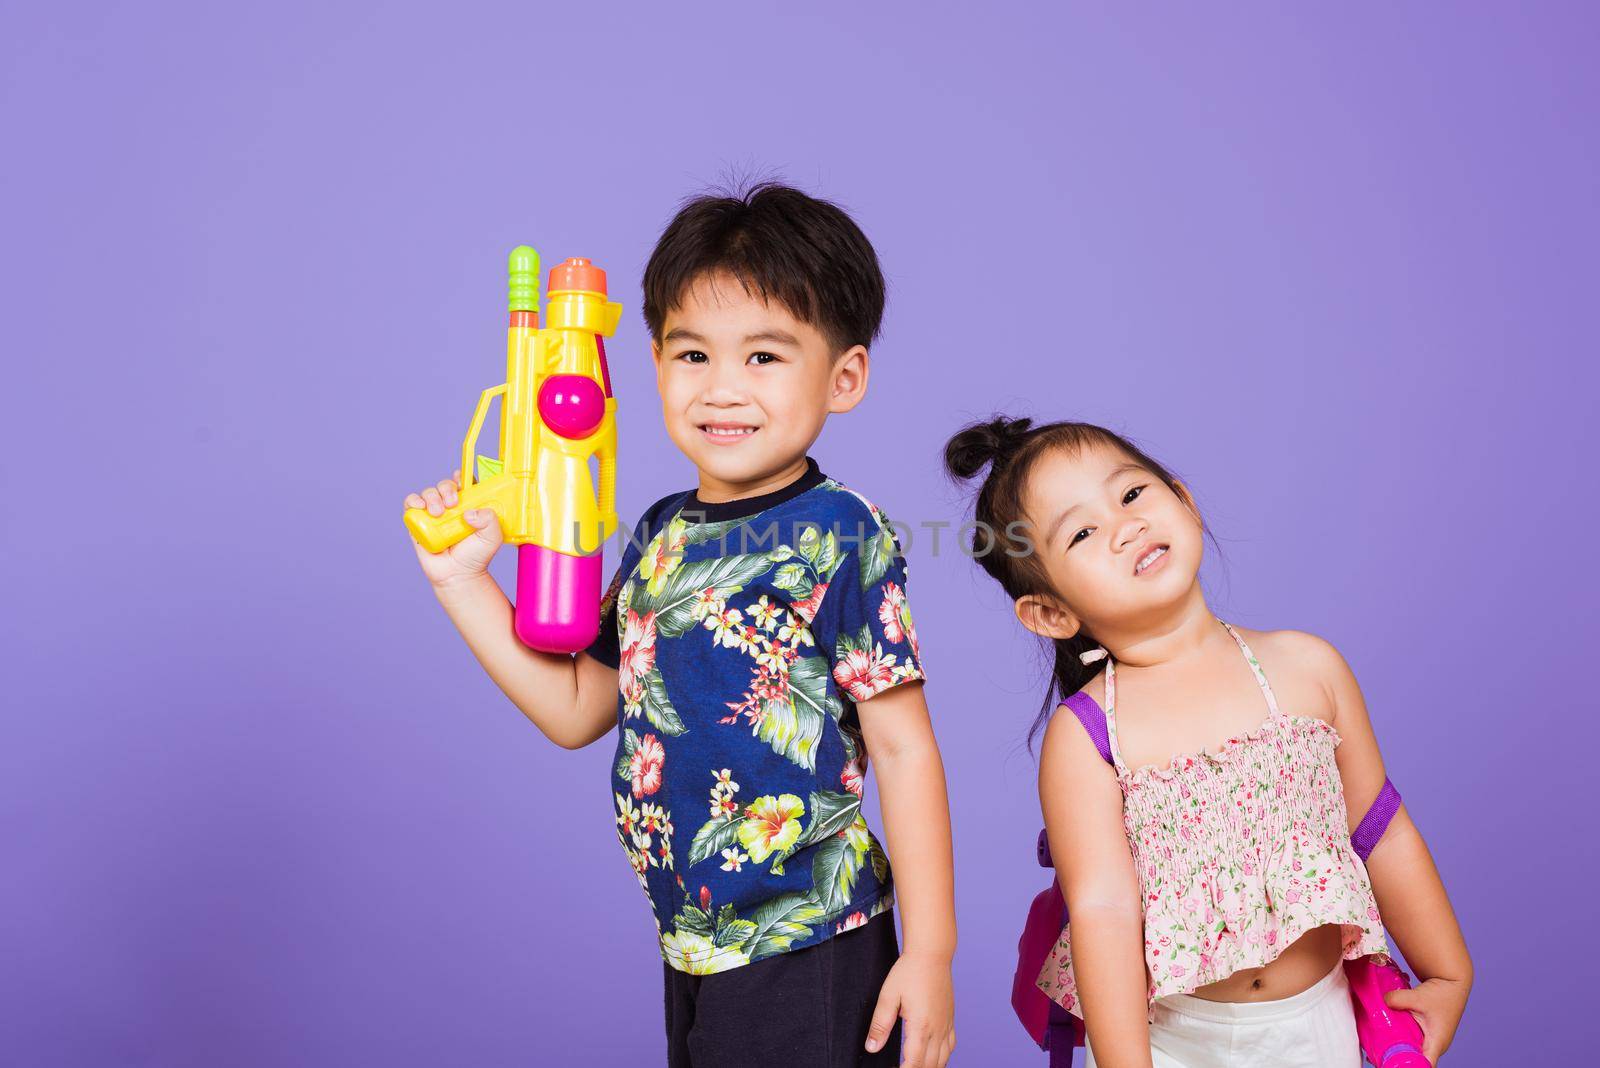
[404,184,956,1068]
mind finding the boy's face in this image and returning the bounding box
[651,271,868,501]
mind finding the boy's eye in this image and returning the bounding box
[748,352,780,366]
[1069,527,1094,548]
[1123,485,1145,505]
[676,350,708,364]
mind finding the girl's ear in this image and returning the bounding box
[1015,593,1081,642]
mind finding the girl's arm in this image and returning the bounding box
[1039,702,1151,1068]
[857,681,957,1068]
[1312,636,1473,1062]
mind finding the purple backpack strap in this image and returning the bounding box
[1351,777,1402,863]
[1062,691,1114,767]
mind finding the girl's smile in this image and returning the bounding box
[1133,544,1170,576]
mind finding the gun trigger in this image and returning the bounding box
[476,455,504,480]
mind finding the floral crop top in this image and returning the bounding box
[1037,621,1391,1018]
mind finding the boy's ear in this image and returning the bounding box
[650,339,664,387]
[827,345,870,414]
[1014,593,1081,642]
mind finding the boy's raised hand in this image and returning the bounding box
[403,470,504,589]
[866,950,955,1067]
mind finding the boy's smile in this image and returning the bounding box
[652,270,868,503]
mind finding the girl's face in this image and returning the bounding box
[1018,443,1203,634]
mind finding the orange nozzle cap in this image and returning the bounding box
[548,257,607,295]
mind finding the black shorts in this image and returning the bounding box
[663,911,902,1068]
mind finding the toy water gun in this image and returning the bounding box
[1346,956,1430,1067]
[404,246,620,653]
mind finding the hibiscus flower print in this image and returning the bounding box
[638,516,689,596]
[661,931,750,975]
[618,608,658,711]
[789,581,827,626]
[720,847,748,872]
[877,581,921,660]
[833,641,897,703]
[836,911,868,934]
[629,733,664,798]
[841,755,865,798]
[737,794,805,863]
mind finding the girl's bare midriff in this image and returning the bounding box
[1187,924,1343,1003]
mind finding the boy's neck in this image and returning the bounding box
[688,455,824,520]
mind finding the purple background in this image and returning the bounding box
[4,3,1593,1064]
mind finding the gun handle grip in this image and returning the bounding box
[405,505,474,554]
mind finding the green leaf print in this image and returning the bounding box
[859,527,896,589]
[773,562,813,600]
[800,790,862,848]
[675,903,714,938]
[753,654,832,771]
[869,838,890,882]
[642,670,687,736]
[686,815,745,868]
[796,524,840,577]
[615,729,640,781]
[811,834,864,915]
[635,552,777,638]
[680,516,748,547]
[745,892,825,961]
[714,919,757,949]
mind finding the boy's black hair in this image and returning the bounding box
[642,182,885,353]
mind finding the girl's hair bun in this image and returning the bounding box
[943,415,1035,481]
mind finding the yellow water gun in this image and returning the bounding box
[405,246,620,652]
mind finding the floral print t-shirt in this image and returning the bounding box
[584,456,926,975]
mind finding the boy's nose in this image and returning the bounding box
[699,371,750,406]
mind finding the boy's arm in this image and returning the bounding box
[1039,703,1152,1068]
[433,571,618,750]
[857,680,956,1068]
[1308,636,1473,1062]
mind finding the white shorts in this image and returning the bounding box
[1085,963,1361,1068]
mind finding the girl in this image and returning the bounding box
[944,417,1471,1067]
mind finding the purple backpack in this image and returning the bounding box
[1012,692,1404,1066]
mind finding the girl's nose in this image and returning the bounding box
[1115,517,1149,551]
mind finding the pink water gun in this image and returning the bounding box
[1346,956,1429,1067]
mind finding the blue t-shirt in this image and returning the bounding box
[584,456,927,974]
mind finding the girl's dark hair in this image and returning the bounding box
[642,181,885,353]
[943,416,1193,750]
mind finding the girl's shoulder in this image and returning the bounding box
[1039,672,1112,767]
[1232,625,1352,724]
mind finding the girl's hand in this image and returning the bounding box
[403,471,504,590]
[1384,975,1470,1062]
[866,951,955,1067]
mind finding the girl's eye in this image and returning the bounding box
[1069,527,1094,547]
[749,352,779,366]
[1122,485,1145,505]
